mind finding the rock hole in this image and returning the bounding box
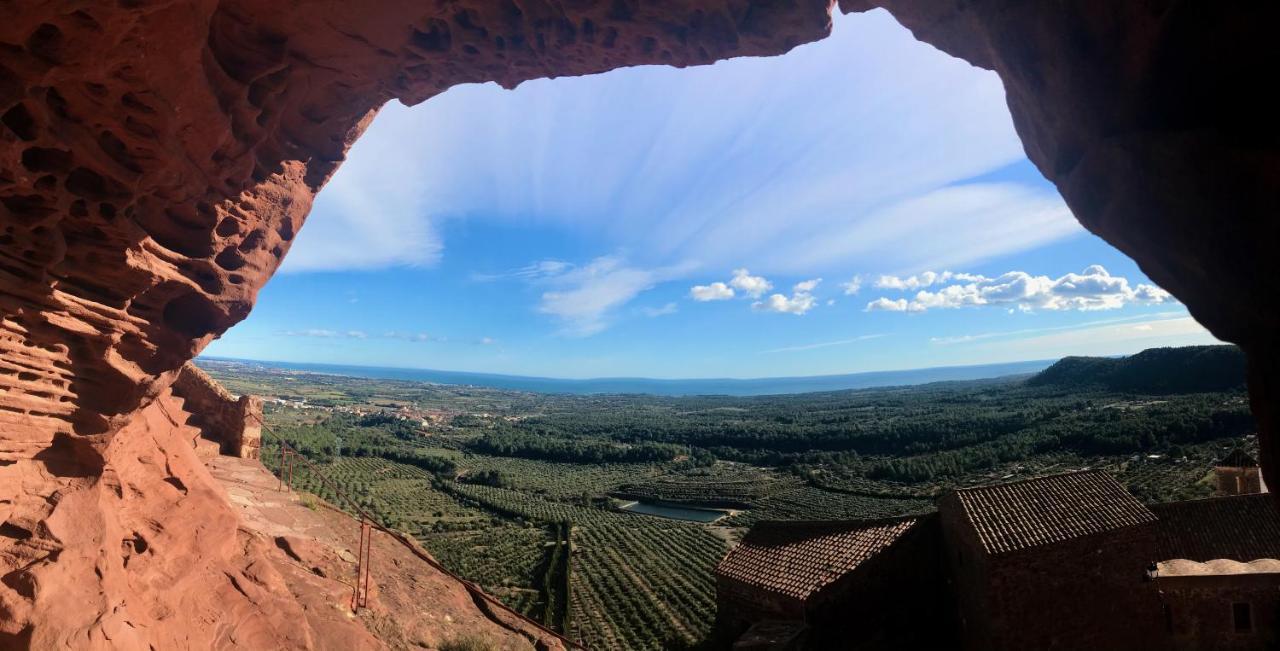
[163,476,187,493]
[25,23,64,63]
[69,199,87,217]
[0,522,32,541]
[20,147,71,172]
[162,292,226,338]
[83,81,108,97]
[237,229,266,252]
[276,218,294,241]
[34,175,57,191]
[215,217,239,237]
[0,194,54,221]
[98,202,116,219]
[65,167,119,200]
[98,131,142,173]
[1,103,37,140]
[214,247,247,271]
[410,19,452,53]
[120,92,156,114]
[44,87,68,120]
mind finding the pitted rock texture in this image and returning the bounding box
[1,0,1277,647]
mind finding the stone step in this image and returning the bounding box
[194,437,222,460]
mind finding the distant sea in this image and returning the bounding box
[196,356,1055,397]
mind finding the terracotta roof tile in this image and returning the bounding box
[1216,449,1258,468]
[715,517,921,601]
[1151,493,1280,562]
[952,470,1156,555]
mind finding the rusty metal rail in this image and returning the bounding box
[249,414,584,649]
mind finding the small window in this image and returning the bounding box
[1233,602,1252,632]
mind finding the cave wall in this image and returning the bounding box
[1,0,1276,646]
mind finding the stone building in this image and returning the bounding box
[716,471,1280,650]
[715,516,951,649]
[1215,449,1266,496]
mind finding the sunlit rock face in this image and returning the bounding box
[0,0,1275,646]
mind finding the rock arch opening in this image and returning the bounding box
[1,0,1276,647]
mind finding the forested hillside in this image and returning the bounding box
[1028,345,1245,393]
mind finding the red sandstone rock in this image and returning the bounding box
[1,0,1277,647]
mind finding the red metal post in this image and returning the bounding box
[352,516,364,611]
[278,446,286,491]
[359,521,372,608]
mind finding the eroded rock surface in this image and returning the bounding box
[1,0,1276,647]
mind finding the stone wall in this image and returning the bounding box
[170,363,261,459]
[1157,574,1280,650]
[806,514,957,649]
[939,492,1164,650]
[1216,467,1264,496]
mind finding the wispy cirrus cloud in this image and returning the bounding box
[639,302,679,317]
[929,311,1192,345]
[281,329,369,339]
[763,333,887,354]
[281,10,1075,279]
[532,255,692,336]
[866,266,1175,314]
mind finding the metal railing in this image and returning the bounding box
[248,414,585,649]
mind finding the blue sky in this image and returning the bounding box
[205,9,1219,379]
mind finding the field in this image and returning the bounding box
[216,347,1255,651]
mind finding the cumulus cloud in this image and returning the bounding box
[840,275,863,296]
[865,266,1176,313]
[874,271,987,291]
[729,269,773,298]
[690,282,735,301]
[754,279,822,315]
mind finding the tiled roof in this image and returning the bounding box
[950,470,1156,555]
[1151,493,1280,562]
[1216,449,1258,468]
[716,516,922,601]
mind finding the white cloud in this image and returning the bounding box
[753,278,823,315]
[281,11,1072,278]
[479,337,496,345]
[537,256,683,336]
[690,282,735,301]
[840,275,863,295]
[875,271,987,291]
[793,278,822,293]
[755,293,818,315]
[866,266,1177,313]
[865,297,920,313]
[729,269,773,298]
[640,302,679,317]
